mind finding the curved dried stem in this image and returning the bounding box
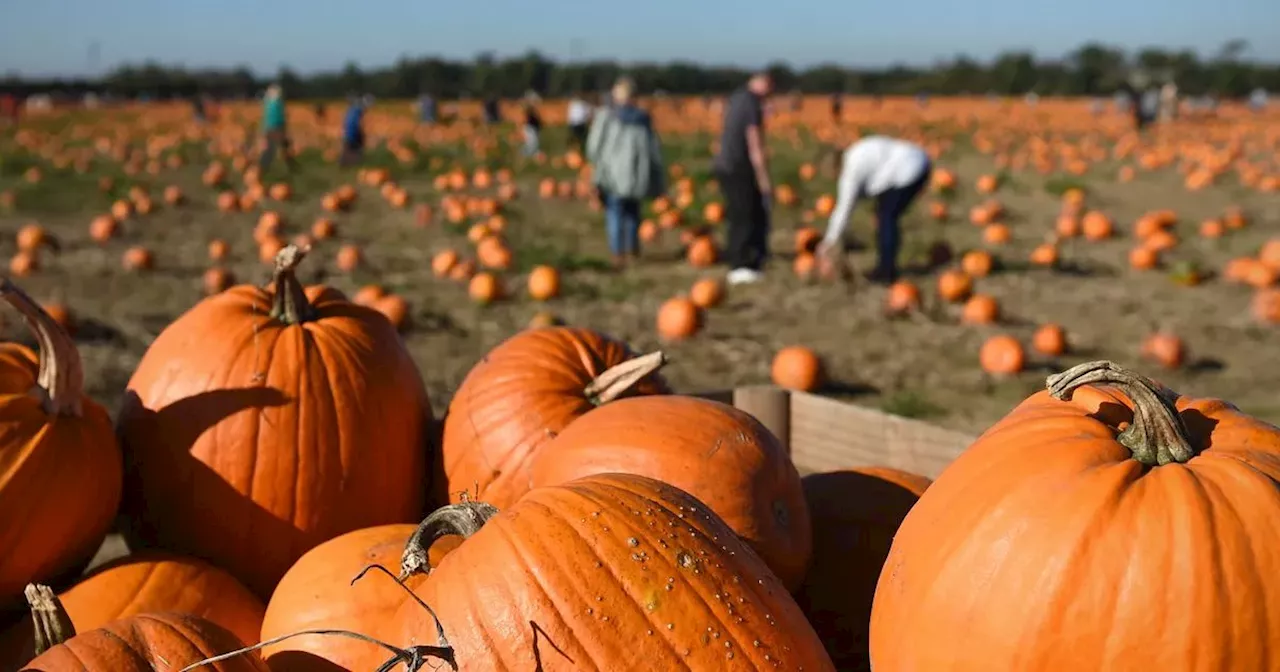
[176,628,456,672]
[400,501,498,580]
[26,583,75,655]
[583,351,666,405]
[1046,360,1197,466]
[0,278,84,416]
[268,244,316,325]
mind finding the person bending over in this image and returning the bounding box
[816,135,932,285]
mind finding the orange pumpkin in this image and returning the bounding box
[527,265,560,301]
[20,587,267,671]
[796,467,930,671]
[772,345,824,392]
[689,277,725,309]
[979,335,1024,375]
[657,296,701,340]
[260,524,422,671]
[116,246,430,598]
[438,327,667,508]
[376,475,834,670]
[0,280,121,609]
[871,361,1280,670]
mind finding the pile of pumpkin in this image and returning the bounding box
[4,242,1279,671]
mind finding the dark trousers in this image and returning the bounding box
[718,171,769,271]
[873,162,932,282]
[570,123,588,148]
[260,130,296,171]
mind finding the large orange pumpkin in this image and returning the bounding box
[0,279,121,609]
[375,475,835,671]
[871,361,1280,670]
[20,585,266,671]
[438,327,667,508]
[795,467,930,671]
[527,396,812,591]
[116,245,431,598]
[1,554,263,667]
[261,524,424,671]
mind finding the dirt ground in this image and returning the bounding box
[2,99,1279,437]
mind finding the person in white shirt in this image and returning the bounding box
[815,135,932,284]
[567,94,592,149]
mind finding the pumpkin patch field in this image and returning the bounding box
[2,95,1280,669]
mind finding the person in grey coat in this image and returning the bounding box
[586,77,666,269]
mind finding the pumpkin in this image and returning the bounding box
[1141,331,1185,369]
[688,278,725,309]
[527,396,812,590]
[376,475,835,670]
[979,334,1024,375]
[656,297,701,340]
[960,294,999,324]
[871,361,1280,670]
[439,327,667,508]
[884,280,921,316]
[772,345,823,392]
[1032,323,1067,356]
[0,279,121,609]
[20,585,267,671]
[261,524,426,671]
[795,467,931,672]
[116,245,431,598]
[1,554,264,667]
[527,265,560,301]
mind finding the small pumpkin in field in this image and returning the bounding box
[0,280,121,610]
[116,245,431,598]
[657,296,701,340]
[772,345,824,392]
[871,361,1280,670]
[439,327,667,508]
[884,280,921,316]
[19,585,266,671]
[1141,331,1185,369]
[528,396,813,590]
[0,554,264,667]
[526,265,560,300]
[796,467,931,672]
[979,334,1024,375]
[937,269,973,303]
[689,277,725,308]
[375,475,835,670]
[1032,323,1067,356]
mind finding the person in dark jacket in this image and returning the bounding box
[712,72,775,285]
[340,95,368,166]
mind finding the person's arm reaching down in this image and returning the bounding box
[745,124,771,194]
[821,150,862,248]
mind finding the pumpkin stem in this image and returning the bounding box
[0,279,83,417]
[176,628,456,672]
[353,563,451,652]
[25,584,75,655]
[1046,360,1197,466]
[269,244,316,325]
[583,351,667,405]
[401,501,498,580]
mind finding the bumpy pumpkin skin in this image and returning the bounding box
[528,396,813,591]
[870,384,1280,670]
[118,282,431,598]
[380,474,835,671]
[794,467,930,672]
[439,327,667,508]
[1,553,264,666]
[0,326,121,611]
[21,612,268,672]
[261,524,421,671]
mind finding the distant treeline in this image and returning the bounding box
[3,40,1276,100]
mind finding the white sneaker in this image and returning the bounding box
[727,268,763,285]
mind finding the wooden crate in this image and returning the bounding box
[696,385,975,479]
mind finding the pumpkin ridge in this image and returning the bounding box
[566,480,754,666]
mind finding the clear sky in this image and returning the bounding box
[2,0,1276,78]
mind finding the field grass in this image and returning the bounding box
[2,97,1278,434]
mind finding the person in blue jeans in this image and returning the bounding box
[586,77,666,269]
[340,95,368,167]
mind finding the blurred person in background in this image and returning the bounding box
[259,84,296,171]
[521,93,543,156]
[816,135,933,285]
[712,71,774,285]
[482,95,500,124]
[418,91,437,125]
[586,77,666,269]
[567,92,592,149]
[340,94,369,166]
[1251,87,1269,113]
[830,91,844,123]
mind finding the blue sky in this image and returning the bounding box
[2,0,1276,77]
